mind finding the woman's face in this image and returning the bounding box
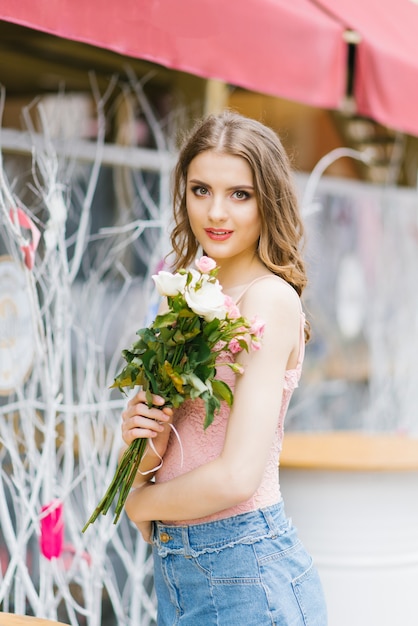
[185,150,261,266]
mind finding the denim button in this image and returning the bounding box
[160,532,171,543]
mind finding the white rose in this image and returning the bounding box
[152,271,187,296]
[185,279,227,321]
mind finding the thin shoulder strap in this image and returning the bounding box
[236,274,306,366]
[235,275,279,304]
[235,274,302,309]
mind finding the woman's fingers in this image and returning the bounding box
[122,404,171,427]
[121,416,161,445]
[121,397,173,445]
[126,390,165,409]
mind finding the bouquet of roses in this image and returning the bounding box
[82,256,264,530]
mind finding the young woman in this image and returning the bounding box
[121,111,327,625]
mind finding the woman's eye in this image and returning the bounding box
[233,190,249,200]
[192,186,209,196]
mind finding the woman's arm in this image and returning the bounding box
[125,278,301,523]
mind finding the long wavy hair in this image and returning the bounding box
[170,110,309,338]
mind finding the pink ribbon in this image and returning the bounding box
[9,207,41,270]
[139,423,184,475]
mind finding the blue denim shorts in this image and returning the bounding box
[152,501,327,625]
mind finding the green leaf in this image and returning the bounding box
[145,386,153,407]
[194,363,215,383]
[153,311,179,328]
[111,363,139,390]
[177,307,195,319]
[202,393,221,430]
[202,318,221,339]
[137,327,157,344]
[211,379,234,406]
[140,350,157,370]
[163,361,184,393]
[183,327,202,341]
[191,339,212,364]
[183,372,208,394]
[170,393,186,408]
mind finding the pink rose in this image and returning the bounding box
[251,339,262,351]
[228,338,243,354]
[250,316,266,339]
[195,256,217,273]
[213,340,227,352]
[224,295,241,320]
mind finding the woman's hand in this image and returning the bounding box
[120,390,173,485]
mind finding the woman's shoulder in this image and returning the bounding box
[238,274,302,368]
[237,274,302,345]
[237,274,301,312]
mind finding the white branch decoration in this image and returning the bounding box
[0,76,169,624]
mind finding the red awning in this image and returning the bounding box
[2,0,418,135]
[0,0,347,110]
[316,0,418,136]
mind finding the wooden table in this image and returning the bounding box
[280,430,418,471]
[0,615,66,626]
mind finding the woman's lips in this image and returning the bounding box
[204,228,233,241]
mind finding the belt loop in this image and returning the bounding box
[261,506,277,536]
[182,526,192,557]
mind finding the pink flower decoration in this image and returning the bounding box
[250,316,266,339]
[228,338,243,354]
[224,295,241,320]
[195,256,217,273]
[9,207,41,270]
[40,499,64,560]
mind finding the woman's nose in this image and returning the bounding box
[208,195,227,221]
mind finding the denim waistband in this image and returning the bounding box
[152,501,291,557]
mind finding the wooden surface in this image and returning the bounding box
[0,614,66,625]
[280,431,418,471]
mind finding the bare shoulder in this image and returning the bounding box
[240,274,301,320]
[239,275,301,366]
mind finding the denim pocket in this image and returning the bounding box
[292,561,328,626]
[191,542,259,583]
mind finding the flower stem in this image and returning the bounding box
[82,437,148,531]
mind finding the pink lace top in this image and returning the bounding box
[155,276,306,524]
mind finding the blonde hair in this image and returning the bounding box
[170,110,309,337]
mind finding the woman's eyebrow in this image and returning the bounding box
[228,184,254,191]
[188,179,254,191]
[188,178,210,186]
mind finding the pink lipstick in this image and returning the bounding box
[205,228,233,241]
